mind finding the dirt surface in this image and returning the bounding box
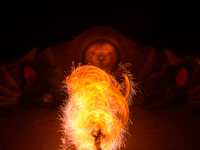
[0,103,200,150]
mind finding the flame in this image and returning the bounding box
[60,64,135,150]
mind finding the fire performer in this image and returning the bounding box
[60,63,136,150]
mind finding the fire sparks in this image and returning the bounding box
[60,64,135,150]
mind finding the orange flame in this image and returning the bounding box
[60,64,135,150]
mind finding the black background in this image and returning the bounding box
[1,1,199,65]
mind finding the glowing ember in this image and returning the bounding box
[176,67,189,87]
[60,64,135,150]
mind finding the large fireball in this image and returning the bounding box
[60,64,135,150]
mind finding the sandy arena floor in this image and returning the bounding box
[0,103,200,150]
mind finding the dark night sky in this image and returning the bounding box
[1,1,199,65]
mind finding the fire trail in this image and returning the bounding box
[60,64,135,150]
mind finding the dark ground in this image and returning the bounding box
[0,103,200,150]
